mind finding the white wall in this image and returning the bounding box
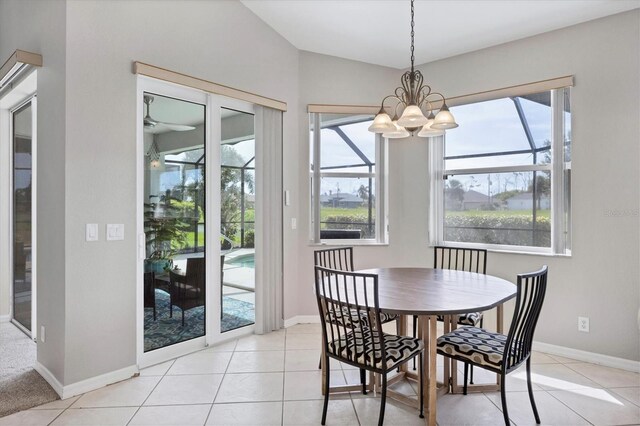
[0,0,68,382]
[296,11,640,362]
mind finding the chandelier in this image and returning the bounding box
[368,0,458,138]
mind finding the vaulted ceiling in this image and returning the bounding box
[242,0,639,69]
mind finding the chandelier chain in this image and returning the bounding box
[410,0,415,72]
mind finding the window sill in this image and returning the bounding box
[309,240,389,247]
[431,243,571,258]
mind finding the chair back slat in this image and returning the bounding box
[314,247,354,271]
[503,266,548,371]
[433,246,487,274]
[314,265,386,372]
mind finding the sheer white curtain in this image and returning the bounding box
[254,106,283,334]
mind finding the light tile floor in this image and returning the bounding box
[1,324,639,425]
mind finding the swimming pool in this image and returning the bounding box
[226,253,255,268]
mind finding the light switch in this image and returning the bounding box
[106,224,125,241]
[86,223,98,242]
[291,218,297,229]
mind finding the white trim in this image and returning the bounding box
[284,315,320,328]
[533,341,640,373]
[445,164,552,176]
[34,362,63,398]
[30,96,37,340]
[38,362,139,400]
[136,77,209,367]
[0,314,10,323]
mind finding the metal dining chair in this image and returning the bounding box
[315,265,424,426]
[437,265,548,426]
[413,246,488,385]
[314,247,400,387]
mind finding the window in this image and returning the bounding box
[309,112,387,243]
[431,87,571,254]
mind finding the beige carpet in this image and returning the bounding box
[0,323,58,418]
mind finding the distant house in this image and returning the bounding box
[505,192,550,210]
[462,190,490,210]
[320,192,364,208]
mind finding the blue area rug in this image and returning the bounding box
[144,290,254,352]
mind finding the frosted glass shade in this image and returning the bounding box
[368,112,395,133]
[382,120,410,139]
[418,119,445,137]
[431,105,458,129]
[397,104,428,127]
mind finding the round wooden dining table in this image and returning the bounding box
[353,267,517,426]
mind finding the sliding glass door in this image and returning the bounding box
[220,107,256,333]
[142,92,206,353]
[138,80,259,365]
[12,100,34,335]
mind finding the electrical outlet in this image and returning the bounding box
[40,325,46,343]
[578,316,589,333]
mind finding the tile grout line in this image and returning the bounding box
[281,330,289,426]
[203,340,237,426]
[125,358,177,426]
[543,387,595,425]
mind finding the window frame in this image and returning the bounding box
[430,85,572,256]
[309,110,388,245]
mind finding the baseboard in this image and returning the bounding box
[0,314,10,323]
[533,341,640,373]
[34,362,64,398]
[59,365,139,399]
[36,362,139,400]
[284,315,320,328]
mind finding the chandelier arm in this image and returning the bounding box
[378,94,404,113]
[425,92,448,109]
[395,86,409,106]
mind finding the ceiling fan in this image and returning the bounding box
[143,94,195,132]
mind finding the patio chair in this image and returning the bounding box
[437,266,548,425]
[315,265,424,426]
[144,271,156,321]
[169,257,205,326]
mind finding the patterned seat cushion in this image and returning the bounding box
[436,326,507,369]
[328,327,423,370]
[436,311,483,326]
[380,312,400,323]
[326,305,398,327]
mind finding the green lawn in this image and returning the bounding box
[446,209,550,219]
[320,207,374,220]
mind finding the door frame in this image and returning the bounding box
[208,95,256,346]
[136,77,210,368]
[136,77,257,368]
[1,71,37,339]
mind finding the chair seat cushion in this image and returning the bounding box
[436,312,483,326]
[328,328,423,370]
[436,326,506,369]
[326,306,399,327]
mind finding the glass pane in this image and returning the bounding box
[319,114,375,172]
[443,172,551,248]
[320,176,376,240]
[13,102,33,332]
[143,93,206,352]
[445,93,552,169]
[221,108,255,333]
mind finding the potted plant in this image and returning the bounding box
[144,191,190,273]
